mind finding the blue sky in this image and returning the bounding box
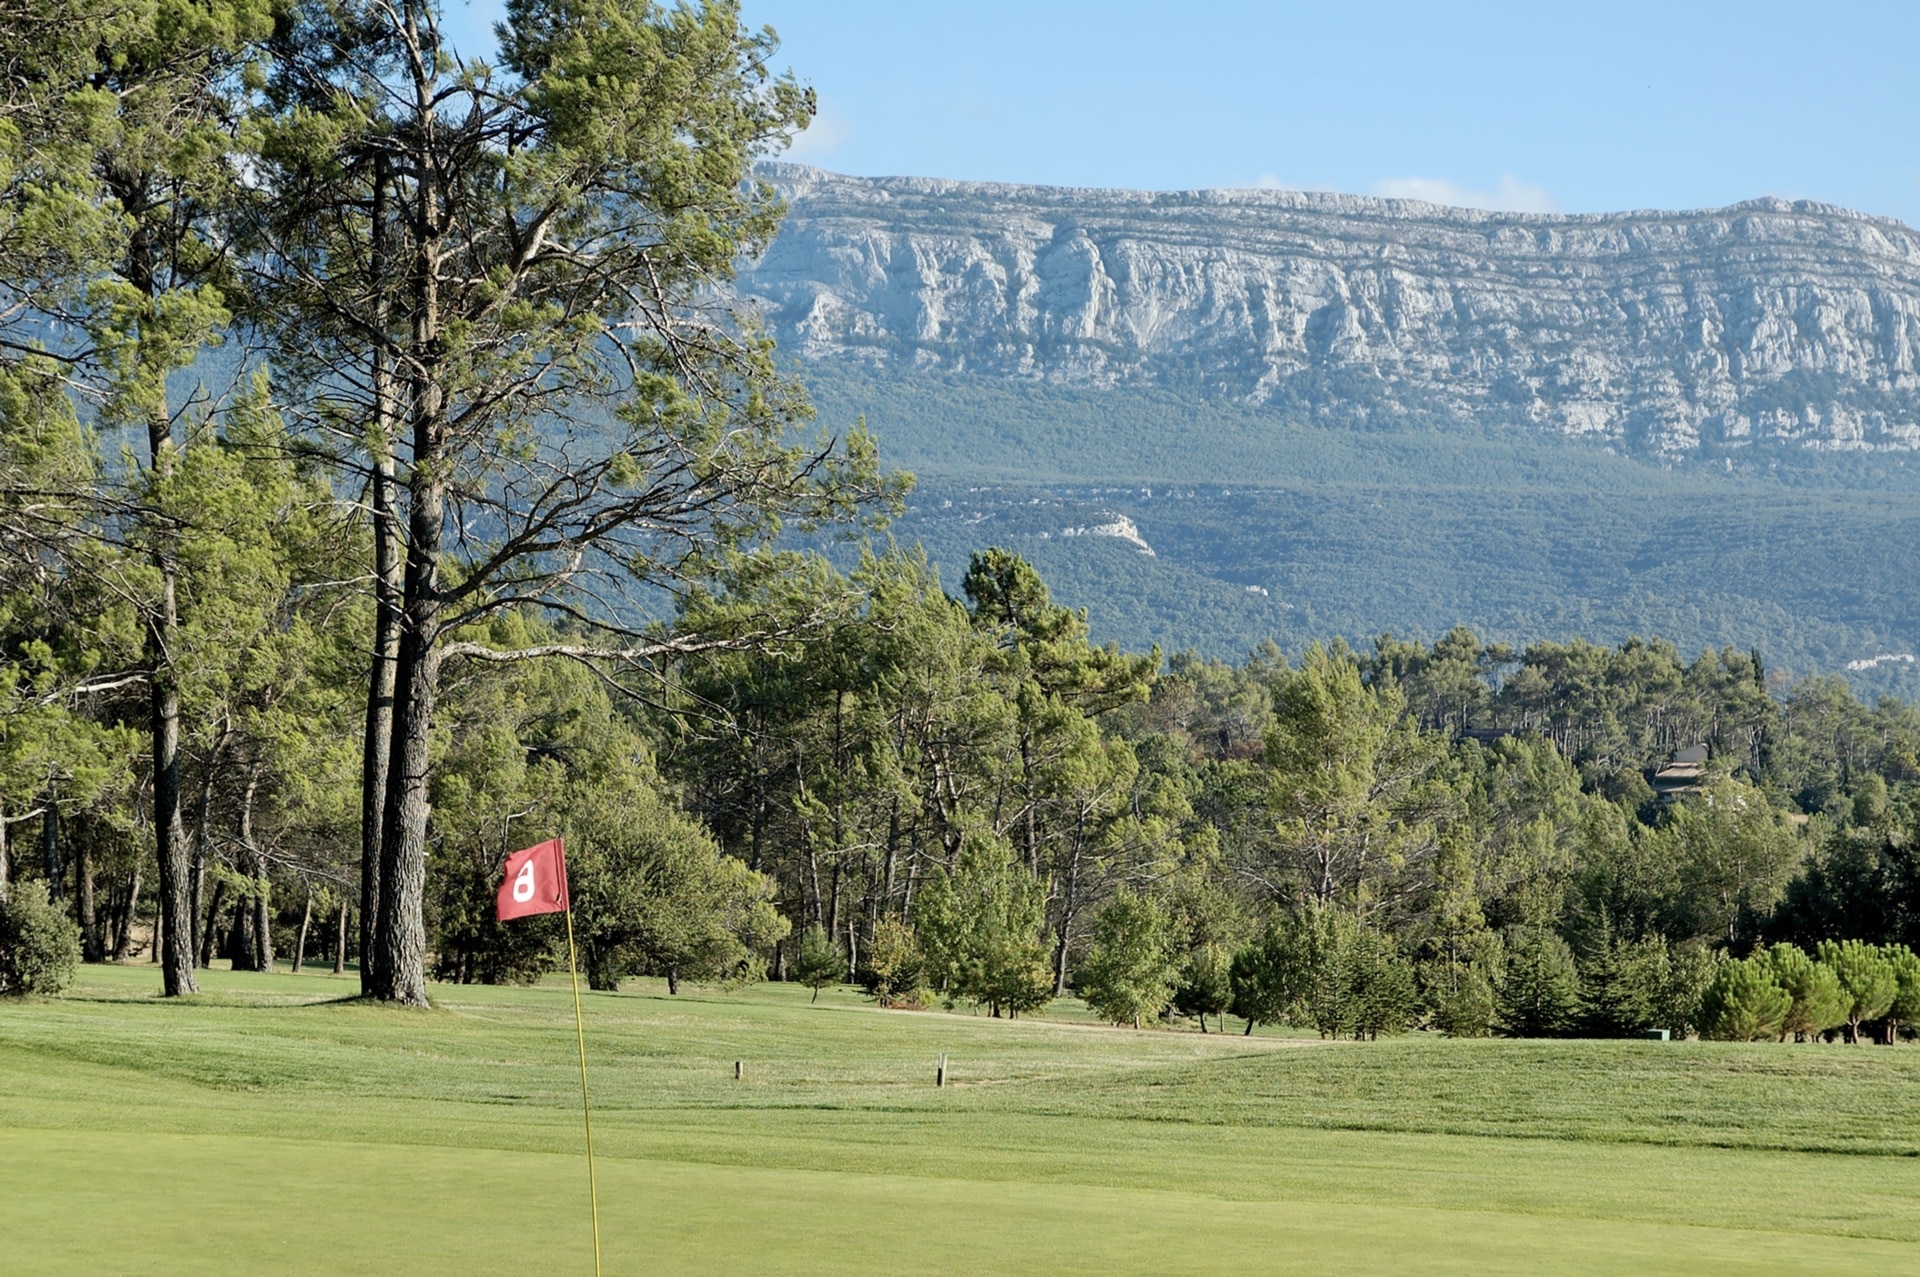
[440,1,1920,224]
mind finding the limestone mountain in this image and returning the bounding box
[742,164,1920,459]
[737,166,1920,699]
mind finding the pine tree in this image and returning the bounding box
[792,923,842,1004]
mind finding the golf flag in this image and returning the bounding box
[497,838,569,920]
[494,835,603,1274]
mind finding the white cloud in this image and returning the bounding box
[1369,174,1561,213]
[1235,174,1342,193]
[783,106,851,163]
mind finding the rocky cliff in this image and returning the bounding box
[741,165,1920,456]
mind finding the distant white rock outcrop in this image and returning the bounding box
[1061,514,1154,556]
[1846,653,1918,671]
[742,165,1920,457]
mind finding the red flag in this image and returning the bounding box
[497,838,570,920]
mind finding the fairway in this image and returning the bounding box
[5,967,1920,1273]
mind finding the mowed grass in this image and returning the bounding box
[5,966,1920,1273]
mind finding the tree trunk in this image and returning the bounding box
[0,812,10,904]
[40,800,60,901]
[333,904,347,976]
[228,901,253,971]
[359,152,401,996]
[188,724,228,966]
[371,559,441,1005]
[240,774,272,972]
[882,803,900,909]
[1053,834,1085,996]
[198,878,228,969]
[1019,731,1038,871]
[292,883,313,973]
[805,837,824,927]
[827,856,842,941]
[77,824,102,962]
[112,861,141,961]
[150,531,196,995]
[368,64,447,1007]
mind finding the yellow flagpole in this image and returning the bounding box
[564,904,603,1277]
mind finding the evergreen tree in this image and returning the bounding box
[1345,925,1418,1039]
[1816,939,1897,1044]
[1758,944,1849,1042]
[1174,940,1233,1033]
[1256,644,1451,913]
[792,923,841,1004]
[1495,927,1580,1038]
[1698,958,1792,1042]
[250,0,893,1005]
[1656,943,1721,1040]
[1882,946,1920,1044]
[1577,931,1672,1038]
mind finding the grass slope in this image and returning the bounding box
[6,964,1920,1272]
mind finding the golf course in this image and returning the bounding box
[4,964,1919,1273]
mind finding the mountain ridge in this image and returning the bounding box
[742,164,1920,458]
[763,162,1903,229]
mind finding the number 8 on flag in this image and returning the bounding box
[497,839,570,920]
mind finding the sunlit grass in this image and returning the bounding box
[4,963,1919,1272]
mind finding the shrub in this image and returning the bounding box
[859,917,927,1008]
[1698,958,1791,1041]
[569,782,789,994]
[0,883,82,997]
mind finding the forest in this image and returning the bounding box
[806,365,1920,703]
[9,493,1920,1044]
[4,0,1920,1048]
